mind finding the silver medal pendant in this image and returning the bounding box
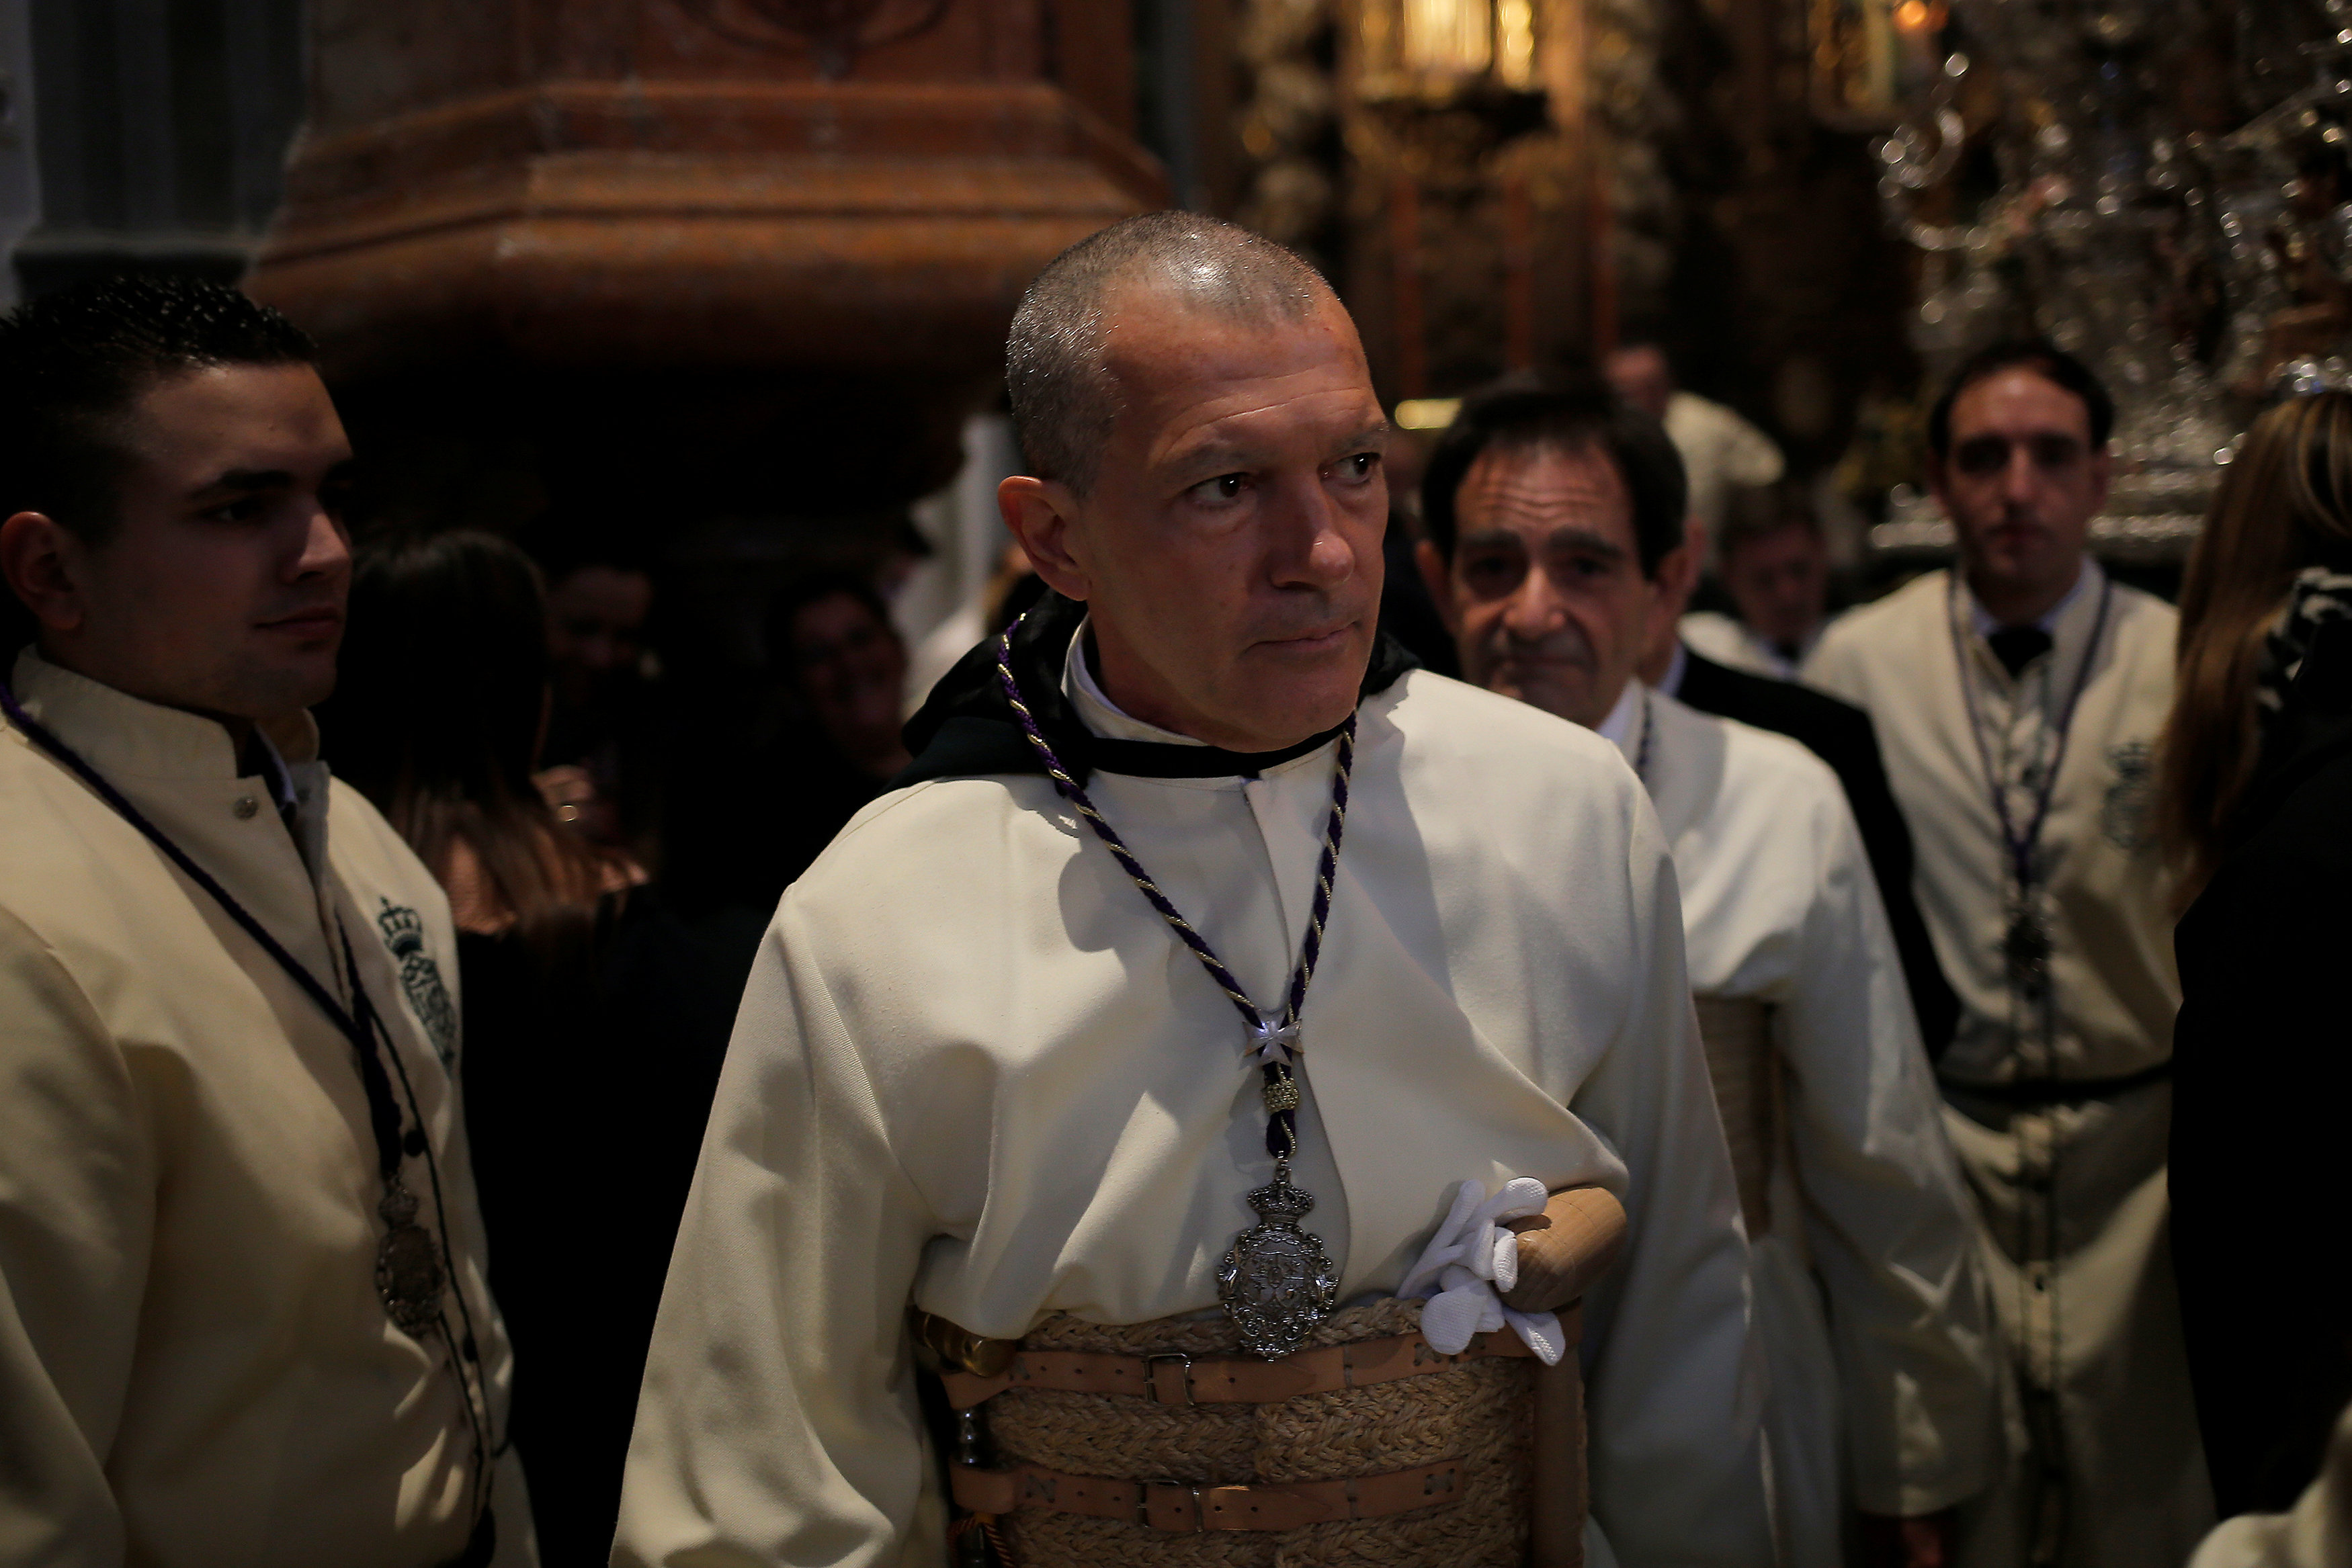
[375,1178,446,1335]
[1218,1162,1339,1359]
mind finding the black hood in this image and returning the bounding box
[894,590,1418,787]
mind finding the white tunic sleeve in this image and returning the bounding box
[612,910,947,1568]
[0,906,149,1566]
[1571,802,1777,1567]
[1777,783,2000,1516]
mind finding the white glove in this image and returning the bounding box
[1396,1176,1568,1365]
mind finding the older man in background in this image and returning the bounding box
[1420,372,1997,1568]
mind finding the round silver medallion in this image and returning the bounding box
[1218,1168,1339,1359]
[375,1180,446,1335]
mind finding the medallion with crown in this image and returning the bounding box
[1218,1167,1340,1358]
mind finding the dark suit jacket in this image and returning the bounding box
[2173,619,2352,1516]
[1673,646,1961,1057]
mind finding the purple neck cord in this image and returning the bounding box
[993,625,1355,1161]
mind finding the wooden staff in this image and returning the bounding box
[1507,1185,1630,1568]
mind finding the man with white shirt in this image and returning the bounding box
[615,214,1769,1567]
[0,278,529,1565]
[1419,374,1998,1568]
[1605,342,1785,541]
[1680,498,1841,680]
[1805,340,2208,1568]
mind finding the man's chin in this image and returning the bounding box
[1490,674,1593,728]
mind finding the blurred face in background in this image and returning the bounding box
[788,589,908,774]
[1423,441,1665,730]
[1604,345,1675,422]
[545,563,653,711]
[1722,519,1830,655]
[1932,366,2109,618]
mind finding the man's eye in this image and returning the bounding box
[2029,435,2085,470]
[202,497,266,523]
[1954,438,2009,477]
[1333,452,1380,482]
[1460,553,1527,595]
[1188,473,1249,505]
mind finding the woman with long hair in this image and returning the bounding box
[2156,391,2352,904]
[323,529,734,1565]
[2163,390,2352,1524]
[328,529,640,949]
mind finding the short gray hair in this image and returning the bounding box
[1005,212,1333,493]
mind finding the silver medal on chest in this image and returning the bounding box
[1218,1164,1339,1359]
[374,1178,447,1335]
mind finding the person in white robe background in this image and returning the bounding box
[1416,375,1999,1568]
[1805,340,2208,1568]
[1679,496,1843,681]
[0,279,530,1565]
[614,216,1771,1567]
[1605,341,1786,547]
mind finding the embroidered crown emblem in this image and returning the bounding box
[377,900,460,1069]
[377,901,427,957]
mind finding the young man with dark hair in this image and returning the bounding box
[1417,374,1998,1568]
[1806,340,2208,1567]
[0,277,531,1567]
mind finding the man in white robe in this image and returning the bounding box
[0,280,528,1563]
[1417,375,1999,1568]
[1804,340,2208,1568]
[615,216,1769,1566]
[1605,342,1786,543]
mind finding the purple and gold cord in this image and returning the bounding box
[995,624,1355,1161]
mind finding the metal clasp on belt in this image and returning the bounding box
[1144,1351,1195,1405]
[1140,1477,1206,1531]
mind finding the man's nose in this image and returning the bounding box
[292,498,351,581]
[1270,471,1357,591]
[1502,565,1564,639]
[2003,445,2041,506]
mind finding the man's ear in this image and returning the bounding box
[1415,539,1459,634]
[1652,521,1701,619]
[997,476,1092,603]
[0,511,87,634]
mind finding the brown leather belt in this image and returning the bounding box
[936,1323,1550,1411]
[950,1457,1468,1532]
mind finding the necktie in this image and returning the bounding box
[1986,624,2053,678]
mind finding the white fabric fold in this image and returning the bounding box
[1398,1176,1566,1365]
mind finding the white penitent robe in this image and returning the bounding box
[614,647,1771,1568]
[1805,562,2212,1568]
[1601,682,2000,1564]
[0,651,531,1567]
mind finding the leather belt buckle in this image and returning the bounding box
[1140,1479,1206,1532]
[1144,1352,1195,1406]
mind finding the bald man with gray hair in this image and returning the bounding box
[614,213,1767,1568]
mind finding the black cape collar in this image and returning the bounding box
[894,590,1417,787]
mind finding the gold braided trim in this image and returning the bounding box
[990,1299,1531,1568]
